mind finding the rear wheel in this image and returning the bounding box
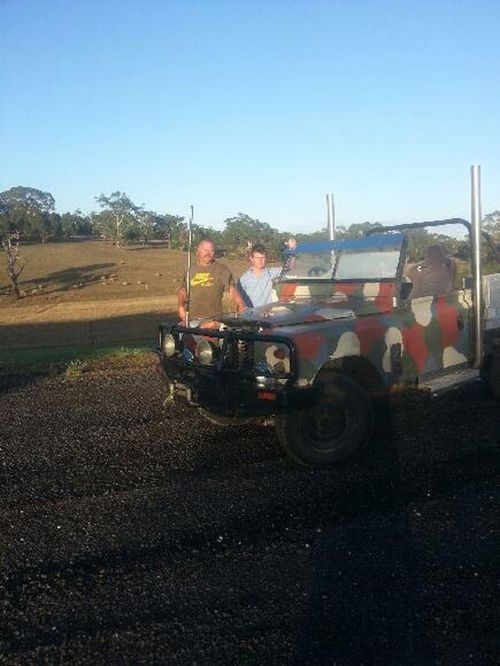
[275,372,373,467]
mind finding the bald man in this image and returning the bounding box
[177,239,245,321]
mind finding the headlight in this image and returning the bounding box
[197,338,213,365]
[162,334,176,357]
[264,344,290,375]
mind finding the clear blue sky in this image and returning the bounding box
[1,0,499,233]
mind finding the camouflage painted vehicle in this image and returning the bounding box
[158,215,500,467]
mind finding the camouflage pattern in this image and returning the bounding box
[227,281,473,387]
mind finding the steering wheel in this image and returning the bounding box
[307,266,327,277]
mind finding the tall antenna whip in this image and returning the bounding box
[185,205,194,326]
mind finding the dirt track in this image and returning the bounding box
[0,356,498,664]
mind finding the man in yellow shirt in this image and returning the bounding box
[177,239,245,321]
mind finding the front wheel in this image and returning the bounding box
[275,373,373,467]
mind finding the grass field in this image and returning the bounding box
[0,240,249,360]
[0,239,249,305]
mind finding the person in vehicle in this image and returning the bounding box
[406,244,457,297]
[237,242,281,308]
[177,239,245,321]
[282,237,297,272]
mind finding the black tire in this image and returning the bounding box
[275,372,373,467]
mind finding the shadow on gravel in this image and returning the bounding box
[0,372,47,394]
[1,374,498,662]
[289,384,499,664]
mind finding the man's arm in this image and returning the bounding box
[229,284,246,312]
[222,264,246,312]
[236,274,252,309]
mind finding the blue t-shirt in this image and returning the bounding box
[237,266,281,308]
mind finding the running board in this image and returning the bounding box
[420,368,480,396]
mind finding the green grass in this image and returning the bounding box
[0,342,155,375]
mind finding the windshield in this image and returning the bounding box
[281,235,403,281]
[283,251,335,280]
[336,249,401,279]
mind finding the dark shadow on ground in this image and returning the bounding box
[18,263,116,295]
[0,309,178,355]
[290,383,499,664]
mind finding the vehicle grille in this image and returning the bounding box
[222,338,255,370]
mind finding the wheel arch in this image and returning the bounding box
[315,355,385,395]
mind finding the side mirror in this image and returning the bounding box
[400,280,413,300]
[462,275,473,289]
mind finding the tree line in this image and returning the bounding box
[2,185,500,256]
[1,184,500,299]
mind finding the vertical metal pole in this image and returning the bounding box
[326,193,335,240]
[185,205,194,327]
[471,165,483,368]
[329,192,335,240]
[326,194,332,240]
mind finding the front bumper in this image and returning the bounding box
[157,321,319,417]
[158,353,317,418]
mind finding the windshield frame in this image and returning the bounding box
[279,233,406,283]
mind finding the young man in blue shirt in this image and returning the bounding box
[237,242,281,309]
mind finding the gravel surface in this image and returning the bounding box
[0,357,498,665]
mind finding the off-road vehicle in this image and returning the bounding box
[158,174,500,466]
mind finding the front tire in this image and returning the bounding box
[275,372,373,467]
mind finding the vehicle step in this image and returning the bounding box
[420,368,480,396]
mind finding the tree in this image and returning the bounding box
[482,211,500,267]
[222,213,282,258]
[334,221,383,240]
[0,186,55,216]
[1,233,24,300]
[483,211,500,257]
[89,211,111,239]
[30,211,61,243]
[95,191,138,246]
[0,195,25,299]
[134,208,155,245]
[0,186,56,241]
[483,211,500,239]
[60,209,93,238]
[154,214,185,248]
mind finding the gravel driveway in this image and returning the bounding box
[0,356,498,664]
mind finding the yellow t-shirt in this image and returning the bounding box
[183,261,233,318]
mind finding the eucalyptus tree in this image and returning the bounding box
[95,191,138,247]
[0,186,56,241]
